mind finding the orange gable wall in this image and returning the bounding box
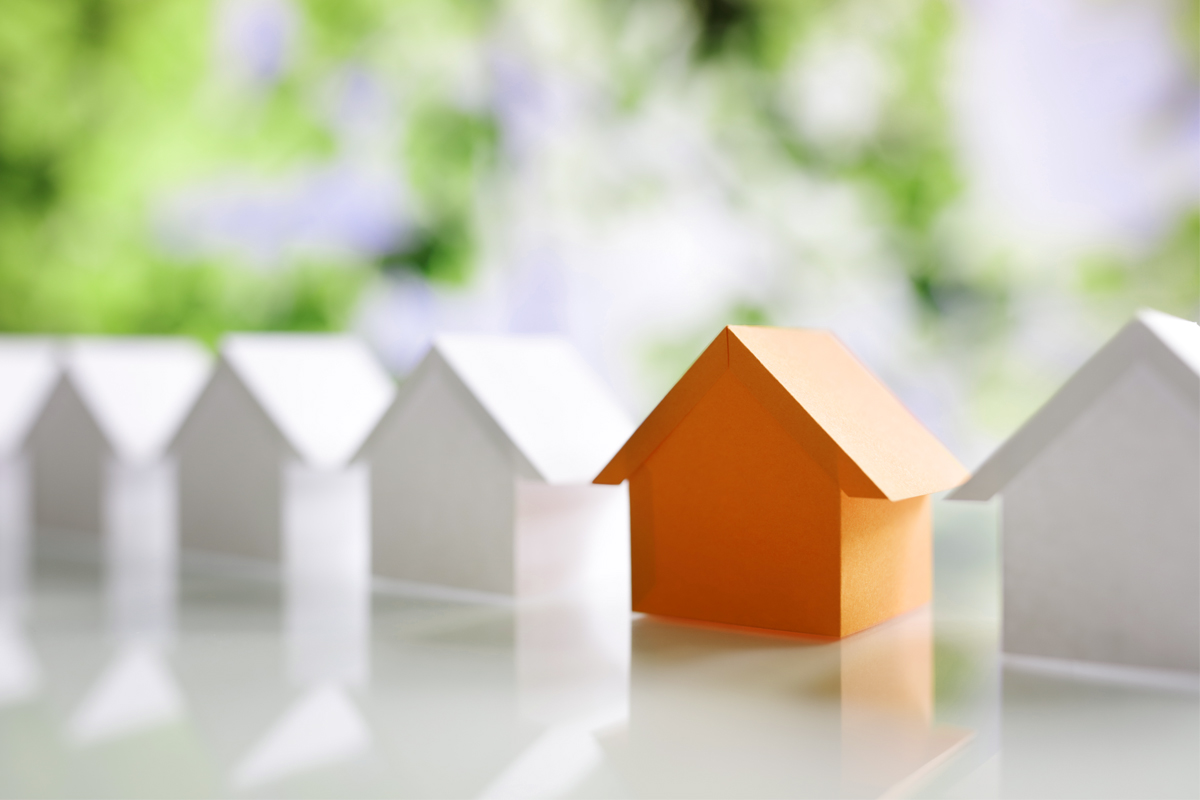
[840,494,931,637]
[629,369,843,636]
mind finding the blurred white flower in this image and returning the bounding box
[784,37,892,150]
[952,0,1199,262]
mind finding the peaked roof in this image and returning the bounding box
[0,338,60,457]
[398,334,634,485]
[951,309,1200,501]
[65,338,213,464]
[222,334,396,468]
[595,326,968,501]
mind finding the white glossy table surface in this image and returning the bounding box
[0,500,1195,799]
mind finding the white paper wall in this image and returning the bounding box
[0,455,31,623]
[0,339,59,460]
[30,378,107,536]
[103,457,178,645]
[370,361,517,595]
[177,363,286,561]
[1003,363,1200,671]
[515,481,631,728]
[283,461,370,687]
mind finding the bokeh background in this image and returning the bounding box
[1,0,1196,464]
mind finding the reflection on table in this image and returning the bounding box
[0,496,1194,799]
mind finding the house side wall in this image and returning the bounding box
[29,379,107,536]
[283,462,369,588]
[105,457,177,644]
[369,363,516,595]
[176,364,283,561]
[513,479,628,598]
[632,370,842,636]
[1003,363,1200,671]
[839,494,931,637]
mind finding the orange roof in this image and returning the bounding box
[595,326,968,501]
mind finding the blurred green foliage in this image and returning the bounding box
[691,0,835,68]
[1180,0,1200,72]
[383,104,498,284]
[0,0,365,343]
[1078,211,1200,321]
[0,0,1193,357]
[652,0,1005,353]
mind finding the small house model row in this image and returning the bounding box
[0,333,634,601]
[1,310,1196,675]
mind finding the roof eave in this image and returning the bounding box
[592,329,732,485]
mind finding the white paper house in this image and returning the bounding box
[174,334,395,586]
[950,310,1200,675]
[359,334,634,598]
[27,338,213,552]
[0,338,61,614]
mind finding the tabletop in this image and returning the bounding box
[0,497,1195,799]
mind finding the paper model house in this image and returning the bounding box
[174,334,395,577]
[360,334,633,597]
[950,310,1200,674]
[27,338,213,550]
[0,338,60,614]
[595,325,969,638]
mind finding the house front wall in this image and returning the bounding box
[177,364,283,562]
[29,378,107,536]
[370,363,517,595]
[840,493,931,637]
[1003,362,1200,672]
[631,369,842,636]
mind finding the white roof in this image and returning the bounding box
[951,310,1200,501]
[0,338,60,458]
[429,334,634,484]
[1138,308,1200,375]
[66,338,214,464]
[223,334,396,468]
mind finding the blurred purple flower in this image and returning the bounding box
[487,43,588,162]
[953,0,1198,255]
[155,165,411,269]
[216,0,298,88]
[322,65,396,151]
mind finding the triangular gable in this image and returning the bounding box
[65,338,213,465]
[0,338,60,458]
[596,326,968,501]
[420,335,635,485]
[223,334,396,469]
[357,346,542,480]
[951,310,1200,501]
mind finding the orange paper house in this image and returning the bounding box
[595,326,969,638]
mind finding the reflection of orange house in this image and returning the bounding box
[595,326,968,638]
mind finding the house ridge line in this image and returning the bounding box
[423,347,544,481]
[951,313,1200,501]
